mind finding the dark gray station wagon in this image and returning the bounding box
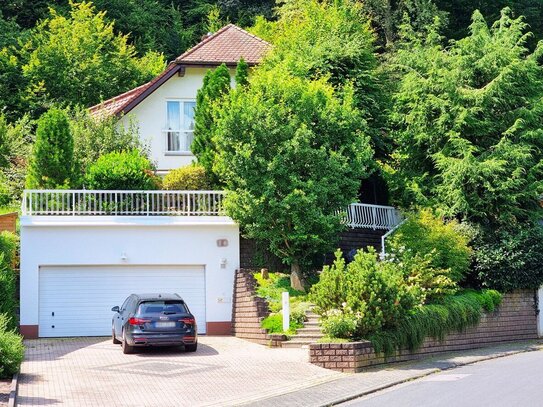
[112,293,198,354]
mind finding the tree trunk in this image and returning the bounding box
[290,261,305,292]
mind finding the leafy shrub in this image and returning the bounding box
[70,107,145,179]
[261,312,304,334]
[162,165,210,191]
[0,231,18,269]
[370,290,502,355]
[320,308,358,339]
[389,252,458,303]
[472,223,543,291]
[0,257,17,331]
[84,150,159,190]
[310,249,420,339]
[387,209,472,283]
[0,314,24,378]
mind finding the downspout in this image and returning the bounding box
[380,219,406,259]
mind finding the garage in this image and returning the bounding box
[38,265,206,337]
[19,196,240,339]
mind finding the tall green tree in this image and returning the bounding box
[386,8,543,226]
[20,1,165,115]
[192,63,231,186]
[253,0,388,155]
[214,68,373,289]
[91,0,193,61]
[26,107,74,188]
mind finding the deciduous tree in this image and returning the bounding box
[214,68,373,289]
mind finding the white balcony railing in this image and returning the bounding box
[345,203,403,230]
[22,190,226,216]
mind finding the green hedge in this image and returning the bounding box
[472,223,543,291]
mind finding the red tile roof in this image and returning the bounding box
[176,24,270,66]
[90,24,270,117]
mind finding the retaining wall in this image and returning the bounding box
[310,290,539,373]
[231,269,286,346]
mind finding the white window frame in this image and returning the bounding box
[163,99,196,155]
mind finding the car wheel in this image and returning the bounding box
[112,326,121,344]
[122,329,135,354]
[185,343,197,352]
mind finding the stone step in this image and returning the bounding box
[296,327,323,334]
[290,333,323,340]
[232,321,264,329]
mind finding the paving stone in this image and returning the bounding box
[18,336,342,407]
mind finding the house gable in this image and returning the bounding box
[90,24,270,118]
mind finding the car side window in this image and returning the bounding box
[127,297,138,313]
[120,296,131,312]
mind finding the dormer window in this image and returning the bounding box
[164,100,196,154]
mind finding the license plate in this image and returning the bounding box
[155,321,175,328]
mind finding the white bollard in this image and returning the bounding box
[282,291,290,332]
[538,286,543,338]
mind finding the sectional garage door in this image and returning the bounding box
[39,265,206,337]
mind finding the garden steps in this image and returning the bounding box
[282,306,324,348]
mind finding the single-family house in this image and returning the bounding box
[19,25,270,339]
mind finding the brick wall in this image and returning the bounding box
[241,228,386,269]
[239,238,284,271]
[231,269,287,346]
[0,212,17,234]
[310,290,539,373]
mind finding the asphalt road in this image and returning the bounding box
[340,350,543,407]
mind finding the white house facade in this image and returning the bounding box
[19,190,239,338]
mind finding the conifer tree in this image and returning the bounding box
[235,57,249,87]
[26,108,74,189]
[192,63,231,186]
[387,9,543,226]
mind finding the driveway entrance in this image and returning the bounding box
[18,337,342,406]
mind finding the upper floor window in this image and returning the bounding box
[165,100,196,153]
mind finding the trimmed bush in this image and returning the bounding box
[26,107,75,189]
[0,314,24,378]
[472,223,543,291]
[162,165,210,190]
[84,150,159,190]
[387,209,472,283]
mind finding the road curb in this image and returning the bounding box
[7,373,18,407]
[322,343,543,406]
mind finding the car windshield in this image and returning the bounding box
[137,301,187,315]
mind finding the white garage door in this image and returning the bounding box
[39,265,206,337]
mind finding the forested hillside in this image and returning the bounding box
[0,0,540,317]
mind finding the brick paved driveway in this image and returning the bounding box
[18,337,343,406]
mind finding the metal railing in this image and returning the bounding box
[22,190,226,216]
[345,203,402,230]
